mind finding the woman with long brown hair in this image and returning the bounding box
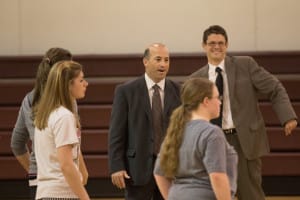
[154,78,237,200]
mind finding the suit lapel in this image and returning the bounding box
[225,56,236,102]
[138,77,152,120]
[201,65,209,78]
[163,80,176,117]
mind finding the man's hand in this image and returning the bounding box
[111,170,130,189]
[284,119,298,136]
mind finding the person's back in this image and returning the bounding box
[168,120,237,199]
[154,78,237,200]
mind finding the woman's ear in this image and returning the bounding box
[202,96,210,106]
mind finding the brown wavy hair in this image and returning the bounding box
[34,60,82,130]
[32,47,72,107]
[160,78,214,178]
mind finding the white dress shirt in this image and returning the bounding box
[208,60,235,129]
[145,73,165,109]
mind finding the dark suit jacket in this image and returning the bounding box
[190,56,297,159]
[108,76,181,185]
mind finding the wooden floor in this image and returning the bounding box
[92,198,300,200]
[263,198,300,200]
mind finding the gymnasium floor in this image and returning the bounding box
[92,197,300,200]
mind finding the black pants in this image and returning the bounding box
[125,156,163,200]
[29,185,37,200]
[125,175,163,200]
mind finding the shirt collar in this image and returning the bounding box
[208,59,226,75]
[144,73,165,91]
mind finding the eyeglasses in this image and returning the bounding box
[210,95,223,101]
[206,41,226,47]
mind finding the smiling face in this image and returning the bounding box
[202,33,228,65]
[69,70,88,99]
[143,44,170,83]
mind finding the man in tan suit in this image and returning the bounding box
[190,25,298,200]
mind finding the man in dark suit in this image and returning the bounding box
[108,43,181,200]
[190,25,298,200]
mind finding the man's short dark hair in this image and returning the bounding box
[203,25,228,44]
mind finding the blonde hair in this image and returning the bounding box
[34,60,82,130]
[160,78,214,178]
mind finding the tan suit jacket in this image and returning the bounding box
[190,56,297,159]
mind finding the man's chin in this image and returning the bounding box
[212,56,224,63]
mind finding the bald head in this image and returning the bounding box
[143,43,170,83]
[143,43,168,60]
